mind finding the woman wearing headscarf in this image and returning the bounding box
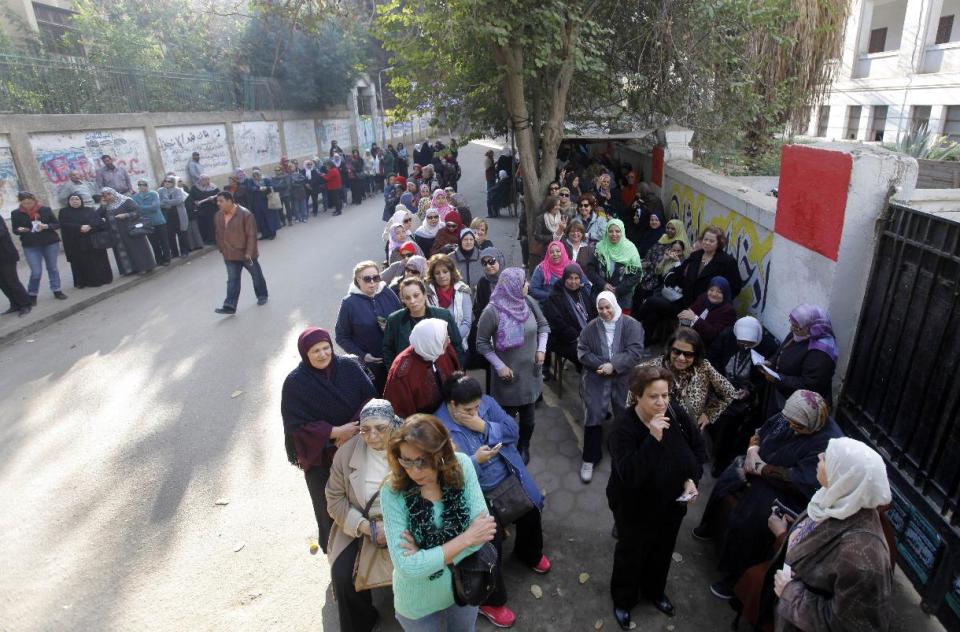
[383,254,427,297]
[631,209,666,258]
[58,193,113,288]
[591,219,643,314]
[243,169,277,240]
[384,206,418,242]
[636,239,687,304]
[415,181,430,215]
[325,399,401,632]
[413,208,442,256]
[425,254,473,348]
[761,304,838,417]
[435,372,551,628]
[383,318,462,419]
[529,239,574,304]
[474,246,505,324]
[10,192,64,303]
[157,174,192,257]
[188,174,221,244]
[544,263,595,368]
[382,278,464,370]
[678,276,738,348]
[400,181,418,214]
[98,187,156,275]
[229,169,249,208]
[349,149,366,205]
[451,227,482,290]
[770,438,893,632]
[576,291,646,483]
[132,179,169,266]
[428,211,463,256]
[396,143,409,178]
[693,390,844,600]
[281,327,377,554]
[335,261,403,394]
[428,189,456,221]
[476,268,551,465]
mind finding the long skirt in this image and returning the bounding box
[69,250,113,288]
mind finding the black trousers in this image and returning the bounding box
[0,261,30,309]
[308,190,320,216]
[162,209,189,257]
[583,425,604,464]
[304,464,333,553]
[610,506,685,609]
[503,403,536,451]
[634,295,684,343]
[331,538,380,632]
[147,227,172,264]
[486,504,544,606]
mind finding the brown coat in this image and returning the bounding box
[214,205,258,261]
[776,508,892,632]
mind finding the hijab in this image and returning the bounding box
[358,398,404,429]
[297,327,334,378]
[539,240,572,284]
[480,246,505,284]
[789,304,839,362]
[388,222,407,252]
[782,389,829,433]
[658,219,692,256]
[703,276,732,309]
[415,211,442,238]
[197,175,218,192]
[405,255,427,277]
[595,218,642,276]
[431,189,455,219]
[596,290,623,322]
[806,437,891,522]
[441,211,462,236]
[408,318,449,363]
[489,267,530,352]
[733,316,763,345]
[458,228,477,255]
[100,187,131,211]
[634,210,666,253]
[562,264,589,328]
[383,207,416,241]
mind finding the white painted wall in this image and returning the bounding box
[231,121,281,170]
[155,124,233,183]
[282,119,319,160]
[317,119,353,154]
[870,0,909,52]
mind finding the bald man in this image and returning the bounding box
[57,171,97,207]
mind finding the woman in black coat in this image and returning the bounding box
[635,225,742,343]
[0,214,31,316]
[607,364,705,629]
[543,264,596,367]
[59,193,113,288]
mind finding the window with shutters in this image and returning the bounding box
[936,15,955,44]
[868,27,888,53]
[32,3,83,57]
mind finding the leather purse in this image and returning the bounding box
[485,466,534,525]
[449,541,498,606]
[90,229,115,249]
[352,491,393,592]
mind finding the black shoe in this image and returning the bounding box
[710,578,735,600]
[214,307,236,315]
[257,297,268,306]
[18,306,31,317]
[54,291,67,300]
[2,305,17,315]
[613,607,631,630]
[652,594,675,616]
[29,295,37,306]
[332,211,342,216]
[691,525,713,541]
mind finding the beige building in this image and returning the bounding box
[1,0,82,55]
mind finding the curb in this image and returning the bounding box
[0,245,218,348]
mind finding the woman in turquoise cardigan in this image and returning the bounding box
[381,414,497,631]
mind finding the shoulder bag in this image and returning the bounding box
[449,541,498,606]
[352,490,393,591]
[128,222,153,237]
[484,458,535,525]
[90,229,116,250]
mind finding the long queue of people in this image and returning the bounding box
[279,155,896,632]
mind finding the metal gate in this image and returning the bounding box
[837,203,960,629]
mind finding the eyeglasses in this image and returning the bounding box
[361,274,382,283]
[481,258,497,266]
[359,424,391,436]
[398,456,430,470]
[670,347,696,359]
[559,193,570,197]
[578,203,591,208]
[403,218,412,223]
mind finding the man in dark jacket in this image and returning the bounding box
[213,191,268,314]
[0,215,31,316]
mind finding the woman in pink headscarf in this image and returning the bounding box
[429,189,457,221]
[529,240,584,304]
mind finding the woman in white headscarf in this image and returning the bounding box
[574,290,646,483]
[382,318,462,419]
[98,187,156,275]
[768,437,893,632]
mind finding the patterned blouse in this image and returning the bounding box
[639,355,738,423]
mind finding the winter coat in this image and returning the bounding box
[687,294,738,348]
[383,343,461,418]
[335,283,403,362]
[577,315,646,427]
[425,281,473,346]
[763,335,836,416]
[11,206,60,249]
[452,247,483,290]
[381,306,465,370]
[665,249,743,308]
[543,282,596,353]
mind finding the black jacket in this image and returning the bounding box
[765,336,836,412]
[543,282,596,349]
[11,206,61,249]
[666,249,742,307]
[0,215,20,263]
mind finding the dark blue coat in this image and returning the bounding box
[335,284,402,360]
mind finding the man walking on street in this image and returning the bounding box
[213,191,268,314]
[187,152,203,187]
[95,155,132,194]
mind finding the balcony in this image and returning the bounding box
[853,50,901,78]
[921,41,960,73]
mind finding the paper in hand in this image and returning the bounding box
[750,349,766,365]
[759,364,781,380]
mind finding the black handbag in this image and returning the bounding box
[485,469,534,525]
[90,229,116,249]
[449,541,498,606]
[128,222,153,237]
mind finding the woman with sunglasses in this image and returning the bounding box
[325,399,402,632]
[576,193,608,246]
[637,327,737,432]
[335,260,403,394]
[414,209,442,256]
[383,254,427,297]
[380,414,497,631]
[557,186,575,220]
[429,211,464,256]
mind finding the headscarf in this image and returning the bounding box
[387,222,407,251]
[297,327,334,377]
[562,264,589,328]
[441,211,462,236]
[358,398,404,429]
[458,227,478,255]
[415,211,442,238]
[431,189,455,219]
[480,246,505,284]
[595,218,642,277]
[789,304,839,362]
[100,187,131,211]
[634,210,666,254]
[405,255,427,276]
[234,168,247,181]
[383,208,415,241]
[197,175,218,192]
[807,437,892,522]
[733,316,763,345]
[539,240,572,284]
[658,219,692,256]
[489,267,530,352]
[705,276,732,306]
[620,171,638,207]
[782,389,829,433]
[498,169,508,181]
[596,290,623,322]
[408,318,449,363]
[398,242,417,256]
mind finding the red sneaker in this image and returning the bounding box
[532,554,551,574]
[479,605,516,628]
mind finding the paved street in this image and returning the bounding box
[0,140,943,632]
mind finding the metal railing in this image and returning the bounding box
[0,53,280,114]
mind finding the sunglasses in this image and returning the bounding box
[361,274,382,283]
[559,193,570,197]
[670,347,696,359]
[481,258,498,266]
[404,267,420,274]
[359,424,391,436]
[549,187,559,192]
[579,203,592,208]
[398,456,431,470]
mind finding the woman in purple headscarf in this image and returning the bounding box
[761,303,838,417]
[475,267,551,465]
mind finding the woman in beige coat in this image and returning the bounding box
[325,399,402,632]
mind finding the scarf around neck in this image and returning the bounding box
[404,481,469,580]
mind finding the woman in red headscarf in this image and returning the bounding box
[429,210,463,256]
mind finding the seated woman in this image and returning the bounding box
[761,303,838,417]
[529,240,574,304]
[384,318,461,419]
[425,254,473,352]
[413,208,442,255]
[452,227,483,289]
[434,373,551,629]
[562,220,601,285]
[607,366,706,628]
[576,193,608,246]
[543,264,595,368]
[382,278,464,370]
[693,390,843,600]
[380,415,497,632]
[636,225,743,343]
[429,211,463,256]
[325,399,402,632]
[635,239,687,306]
[678,276,738,348]
[639,327,738,431]
[576,291,646,484]
[590,219,643,315]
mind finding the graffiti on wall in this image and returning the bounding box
[317,119,353,152]
[357,116,377,150]
[156,124,233,181]
[282,119,319,159]
[0,135,22,211]
[232,121,281,169]
[669,183,774,315]
[30,129,154,203]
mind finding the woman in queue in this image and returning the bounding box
[384,319,462,418]
[335,260,403,394]
[414,208,442,255]
[543,264,595,369]
[529,240,573,304]
[58,192,113,288]
[280,327,376,554]
[132,179,170,266]
[382,278,464,370]
[380,415,497,631]
[99,187,156,276]
[425,254,473,351]
[11,191,65,303]
[607,365,706,628]
[435,372,551,628]
[591,219,642,315]
[452,227,483,289]
[383,254,427,296]
[429,211,464,256]
[473,246,505,322]
[476,268,550,465]
[576,291,646,484]
[678,276,737,348]
[325,399,403,632]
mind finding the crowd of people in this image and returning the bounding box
[277,141,897,632]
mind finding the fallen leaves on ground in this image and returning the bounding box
[230,390,244,399]
[530,584,542,599]
[579,572,590,584]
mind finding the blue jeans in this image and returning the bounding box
[396,604,478,632]
[24,242,61,295]
[223,258,267,309]
[292,198,308,222]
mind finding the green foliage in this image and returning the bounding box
[884,126,960,161]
